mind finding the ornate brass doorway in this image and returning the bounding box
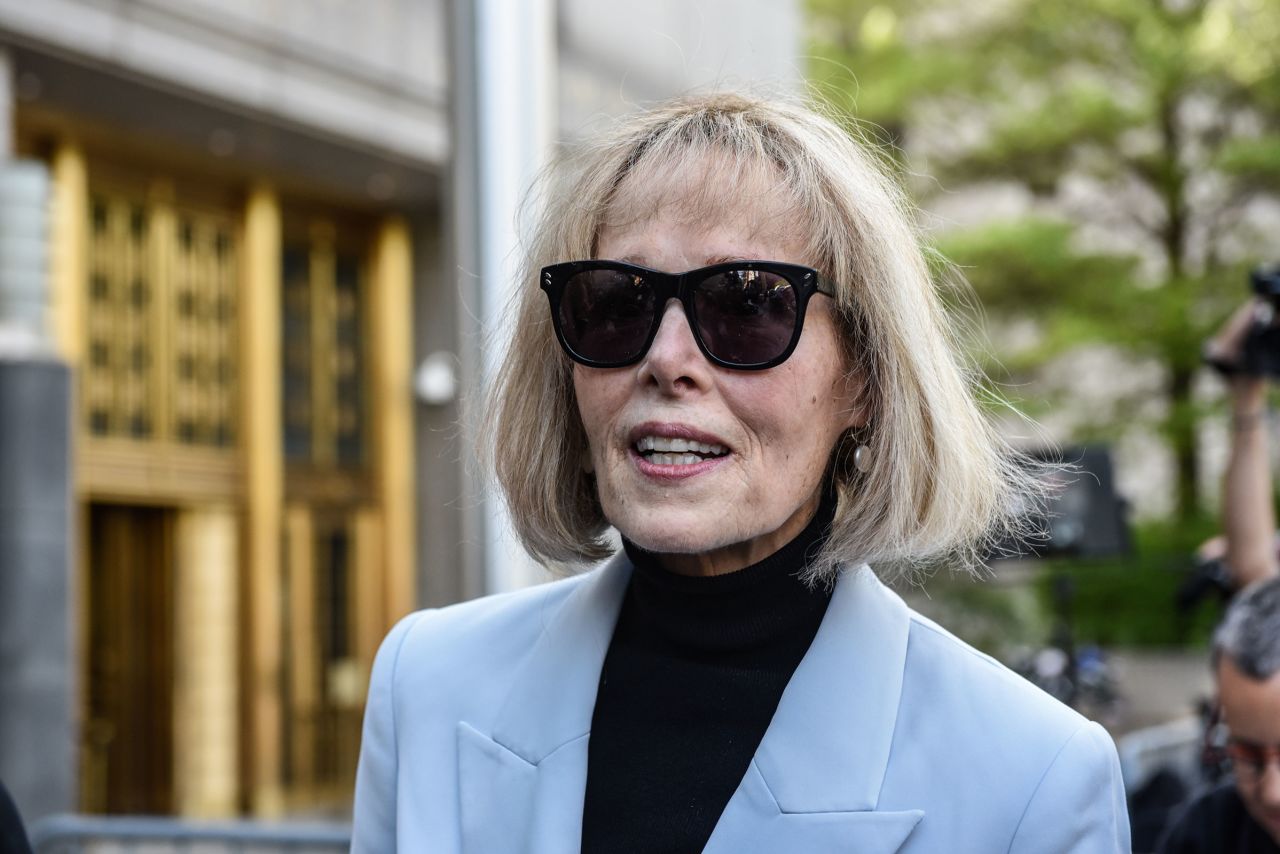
[281,505,370,810]
[28,126,416,815]
[82,503,176,814]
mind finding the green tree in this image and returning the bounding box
[809,0,1280,520]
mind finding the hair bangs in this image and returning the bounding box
[483,90,1050,585]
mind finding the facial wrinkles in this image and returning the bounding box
[575,177,862,576]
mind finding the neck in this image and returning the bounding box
[625,483,837,579]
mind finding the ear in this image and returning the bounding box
[839,366,874,432]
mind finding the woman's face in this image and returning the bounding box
[574,205,868,577]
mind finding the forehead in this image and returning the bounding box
[598,152,809,260]
[1217,658,1280,743]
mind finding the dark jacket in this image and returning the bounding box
[1157,781,1280,854]
[0,781,33,854]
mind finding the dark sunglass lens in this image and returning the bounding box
[1226,742,1270,775]
[559,269,656,363]
[693,269,799,365]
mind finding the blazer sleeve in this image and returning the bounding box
[351,611,424,854]
[1007,721,1132,854]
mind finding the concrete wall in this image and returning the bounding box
[0,0,448,167]
[0,0,807,611]
[0,359,73,824]
[558,0,802,134]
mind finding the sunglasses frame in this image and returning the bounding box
[1226,738,1280,782]
[540,259,835,370]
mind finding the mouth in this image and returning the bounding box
[626,423,732,472]
[633,434,730,466]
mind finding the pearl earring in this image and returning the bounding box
[854,444,872,473]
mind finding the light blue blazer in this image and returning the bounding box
[351,555,1131,853]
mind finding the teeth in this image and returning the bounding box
[635,435,727,456]
[649,452,705,466]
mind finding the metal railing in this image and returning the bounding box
[29,814,350,853]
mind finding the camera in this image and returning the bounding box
[1242,264,1280,377]
[985,445,1130,562]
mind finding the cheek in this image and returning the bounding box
[734,378,847,465]
[572,368,624,454]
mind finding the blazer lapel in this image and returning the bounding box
[705,565,924,854]
[457,560,923,854]
[457,555,631,854]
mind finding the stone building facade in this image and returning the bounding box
[0,0,799,822]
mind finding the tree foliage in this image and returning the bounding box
[809,0,1280,519]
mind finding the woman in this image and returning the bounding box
[352,92,1130,853]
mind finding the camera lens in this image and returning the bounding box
[1250,263,1280,303]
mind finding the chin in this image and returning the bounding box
[610,510,733,557]
[621,526,717,555]
[1244,803,1280,845]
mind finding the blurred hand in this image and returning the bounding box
[1205,299,1269,396]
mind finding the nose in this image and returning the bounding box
[1260,761,1280,808]
[639,300,710,392]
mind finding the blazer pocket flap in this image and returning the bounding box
[706,808,924,854]
[707,765,923,854]
[457,722,537,854]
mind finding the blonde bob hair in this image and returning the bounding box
[484,91,1040,584]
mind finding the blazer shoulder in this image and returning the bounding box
[887,604,1128,850]
[391,570,591,672]
[903,607,1089,737]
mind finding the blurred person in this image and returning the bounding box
[351,92,1130,852]
[1157,576,1280,853]
[0,781,33,854]
[1150,300,1280,853]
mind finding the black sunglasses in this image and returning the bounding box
[1226,739,1280,782]
[540,260,835,370]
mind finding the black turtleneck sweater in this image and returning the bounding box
[580,493,837,854]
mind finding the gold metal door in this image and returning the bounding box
[81,503,176,814]
[282,507,365,809]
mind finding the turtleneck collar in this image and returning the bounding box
[618,486,837,654]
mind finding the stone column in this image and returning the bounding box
[172,507,240,818]
[0,162,52,355]
[241,184,284,817]
[0,45,75,827]
[458,0,558,594]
